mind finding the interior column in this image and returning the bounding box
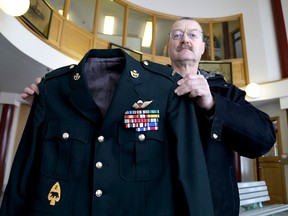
[0,104,15,193]
[271,0,288,78]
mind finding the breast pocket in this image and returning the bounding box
[118,125,164,181]
[41,120,90,180]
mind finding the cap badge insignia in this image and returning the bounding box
[74,72,81,81]
[130,70,139,78]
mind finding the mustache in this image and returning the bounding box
[176,44,192,52]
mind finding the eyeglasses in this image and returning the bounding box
[169,29,203,40]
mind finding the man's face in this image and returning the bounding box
[168,19,205,64]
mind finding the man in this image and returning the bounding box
[21,18,275,216]
[169,17,275,215]
[1,48,214,215]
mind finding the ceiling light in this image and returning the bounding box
[0,0,30,16]
[245,83,261,99]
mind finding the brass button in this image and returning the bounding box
[95,190,103,197]
[69,64,75,69]
[62,132,69,140]
[138,134,145,141]
[143,60,149,66]
[213,133,218,139]
[98,136,104,143]
[95,162,103,169]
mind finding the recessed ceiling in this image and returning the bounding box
[0,33,48,94]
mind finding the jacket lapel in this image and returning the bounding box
[100,52,144,131]
[68,49,144,129]
[69,70,103,123]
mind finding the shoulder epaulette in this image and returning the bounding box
[141,60,181,81]
[43,64,77,80]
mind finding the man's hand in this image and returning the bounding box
[174,73,215,110]
[21,77,41,104]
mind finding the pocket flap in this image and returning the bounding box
[45,120,89,143]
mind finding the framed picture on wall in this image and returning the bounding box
[20,0,53,39]
[109,43,143,61]
[199,61,232,83]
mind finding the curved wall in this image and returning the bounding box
[0,10,77,70]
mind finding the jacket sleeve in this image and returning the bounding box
[167,88,214,216]
[209,82,276,158]
[0,81,45,215]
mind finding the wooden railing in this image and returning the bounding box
[18,11,247,87]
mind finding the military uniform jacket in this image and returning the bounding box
[0,49,214,216]
[196,70,276,216]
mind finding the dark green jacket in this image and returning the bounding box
[0,49,214,216]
